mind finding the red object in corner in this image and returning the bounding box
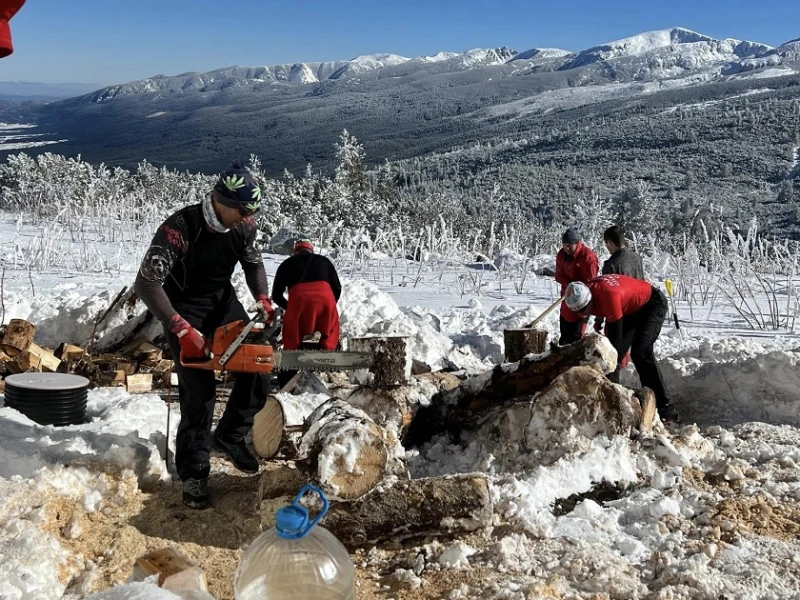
[0,0,26,59]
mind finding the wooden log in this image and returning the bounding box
[503,328,548,363]
[5,351,42,374]
[259,473,493,548]
[113,358,137,376]
[298,398,390,500]
[0,348,12,374]
[0,379,4,394]
[55,343,85,363]
[130,341,162,367]
[2,319,36,354]
[519,366,643,448]
[126,373,153,393]
[404,333,617,447]
[345,379,436,440]
[28,343,61,373]
[152,359,173,387]
[348,335,409,387]
[133,548,208,592]
[252,393,330,459]
[635,387,657,436]
[252,396,286,459]
[100,369,127,387]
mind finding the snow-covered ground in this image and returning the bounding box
[2,213,800,599]
[0,123,66,151]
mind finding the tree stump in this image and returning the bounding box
[348,335,410,387]
[504,328,548,363]
[298,398,390,500]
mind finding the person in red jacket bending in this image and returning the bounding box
[272,239,342,352]
[564,274,680,423]
[1,0,26,58]
[555,228,599,345]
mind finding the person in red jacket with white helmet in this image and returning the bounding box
[564,274,680,423]
[555,228,599,345]
[0,0,26,58]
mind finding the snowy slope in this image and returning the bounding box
[509,47,572,62]
[560,27,772,75]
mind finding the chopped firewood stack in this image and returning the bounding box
[0,318,173,394]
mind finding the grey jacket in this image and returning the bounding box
[602,247,645,280]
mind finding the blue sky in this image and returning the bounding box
[1,0,798,85]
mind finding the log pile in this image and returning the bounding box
[250,330,666,552]
[404,333,618,446]
[0,318,173,393]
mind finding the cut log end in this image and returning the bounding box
[317,423,388,500]
[300,398,390,500]
[252,396,286,459]
[2,319,36,354]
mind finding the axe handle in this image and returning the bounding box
[525,295,566,329]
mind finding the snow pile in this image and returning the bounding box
[0,388,175,487]
[408,417,800,599]
[0,283,131,348]
[0,466,139,600]
[662,338,800,426]
[338,279,547,371]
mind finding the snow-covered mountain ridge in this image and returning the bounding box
[86,27,792,102]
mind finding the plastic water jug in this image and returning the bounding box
[234,484,355,600]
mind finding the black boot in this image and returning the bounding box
[659,403,681,425]
[212,430,260,473]
[182,477,210,509]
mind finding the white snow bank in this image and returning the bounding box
[338,279,558,371]
[0,387,176,487]
[0,466,139,600]
[662,338,800,426]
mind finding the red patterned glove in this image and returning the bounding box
[169,316,210,360]
[253,295,275,324]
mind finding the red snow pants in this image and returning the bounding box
[282,281,340,351]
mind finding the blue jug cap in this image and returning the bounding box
[275,484,329,540]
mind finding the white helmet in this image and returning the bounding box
[565,281,592,312]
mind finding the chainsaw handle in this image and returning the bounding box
[179,353,217,370]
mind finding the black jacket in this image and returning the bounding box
[134,204,268,326]
[271,252,341,309]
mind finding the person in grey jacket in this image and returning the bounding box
[594,226,646,334]
[601,226,645,279]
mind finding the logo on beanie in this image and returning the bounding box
[221,173,262,213]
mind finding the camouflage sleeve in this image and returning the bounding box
[133,214,188,325]
[239,217,270,300]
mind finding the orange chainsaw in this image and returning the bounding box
[179,309,373,374]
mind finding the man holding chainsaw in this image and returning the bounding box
[555,228,599,345]
[134,163,274,509]
[564,275,680,423]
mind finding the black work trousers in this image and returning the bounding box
[167,287,268,481]
[559,315,589,345]
[608,287,673,411]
